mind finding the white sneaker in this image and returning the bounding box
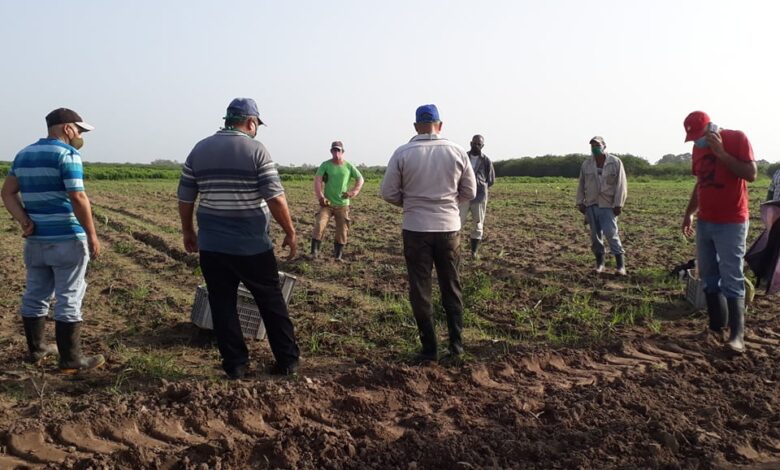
[616,267,627,276]
[595,265,605,273]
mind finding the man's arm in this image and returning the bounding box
[380,155,404,206]
[178,201,198,253]
[347,177,364,198]
[576,166,586,213]
[313,175,328,207]
[266,194,297,260]
[1,176,34,236]
[486,159,496,187]
[682,183,699,237]
[708,132,757,182]
[458,156,477,203]
[68,191,101,258]
[613,160,628,215]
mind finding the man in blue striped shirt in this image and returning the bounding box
[178,98,300,379]
[1,108,105,373]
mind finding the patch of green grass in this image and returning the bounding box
[0,382,27,402]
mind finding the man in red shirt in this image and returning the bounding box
[681,111,757,353]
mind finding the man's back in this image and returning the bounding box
[178,129,283,255]
[381,134,476,232]
[11,138,85,242]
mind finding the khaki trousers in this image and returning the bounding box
[312,205,350,244]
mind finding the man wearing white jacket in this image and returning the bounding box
[576,136,628,275]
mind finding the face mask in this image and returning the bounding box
[591,147,604,157]
[693,135,709,149]
[68,128,84,150]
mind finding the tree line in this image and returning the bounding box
[493,154,779,179]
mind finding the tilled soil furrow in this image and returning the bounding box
[97,420,172,450]
[0,452,41,469]
[7,429,84,464]
[57,423,127,454]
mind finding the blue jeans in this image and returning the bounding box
[586,205,624,256]
[696,220,748,299]
[20,239,90,323]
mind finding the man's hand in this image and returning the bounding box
[88,235,101,259]
[282,233,297,260]
[613,206,622,216]
[20,219,34,238]
[682,213,695,238]
[183,229,198,253]
[577,203,586,214]
[318,197,330,207]
[707,131,727,159]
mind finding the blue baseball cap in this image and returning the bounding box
[225,97,265,125]
[415,104,440,123]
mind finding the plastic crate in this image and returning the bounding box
[684,269,706,310]
[190,271,297,340]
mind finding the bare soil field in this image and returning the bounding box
[0,177,778,469]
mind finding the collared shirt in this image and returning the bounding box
[177,129,284,255]
[576,154,628,208]
[692,129,754,224]
[468,151,496,203]
[769,168,780,201]
[380,134,476,232]
[9,138,86,242]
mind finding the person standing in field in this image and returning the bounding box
[767,167,780,201]
[178,97,300,379]
[576,136,628,275]
[681,111,757,353]
[310,140,364,261]
[459,134,495,259]
[1,108,105,373]
[380,104,476,362]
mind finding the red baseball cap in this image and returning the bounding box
[683,111,710,142]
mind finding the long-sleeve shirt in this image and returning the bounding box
[576,154,627,208]
[381,134,476,232]
[469,152,496,203]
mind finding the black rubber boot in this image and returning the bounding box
[55,321,106,374]
[310,239,321,257]
[615,254,627,275]
[22,316,57,364]
[595,252,605,272]
[705,293,728,333]
[470,238,481,259]
[726,297,746,353]
[414,321,438,363]
[334,243,345,261]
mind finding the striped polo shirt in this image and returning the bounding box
[177,130,284,255]
[9,138,86,242]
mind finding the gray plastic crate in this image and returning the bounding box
[190,271,297,340]
[684,269,706,310]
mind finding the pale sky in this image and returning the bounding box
[2,0,778,165]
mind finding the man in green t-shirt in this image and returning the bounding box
[311,141,364,260]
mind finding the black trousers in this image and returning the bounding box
[402,230,464,353]
[199,250,299,372]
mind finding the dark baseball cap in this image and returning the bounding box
[589,136,606,147]
[45,108,95,132]
[331,141,344,151]
[224,97,265,125]
[415,104,440,123]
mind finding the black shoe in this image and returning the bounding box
[267,361,299,376]
[226,364,247,380]
[55,321,105,374]
[705,292,728,333]
[413,350,438,364]
[22,316,57,364]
